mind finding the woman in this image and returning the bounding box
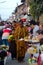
[2,27,12,46]
[8,34,16,60]
[39,23,43,31]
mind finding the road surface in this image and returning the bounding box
[6,52,29,65]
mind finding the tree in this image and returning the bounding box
[27,0,43,21]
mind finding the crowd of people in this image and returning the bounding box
[0,20,43,65]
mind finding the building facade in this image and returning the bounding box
[15,2,30,21]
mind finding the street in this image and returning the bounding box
[6,52,29,65]
[6,59,28,65]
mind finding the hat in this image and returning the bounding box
[21,18,26,22]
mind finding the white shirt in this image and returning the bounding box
[2,28,12,39]
[2,33,9,39]
[33,25,39,37]
[41,53,43,61]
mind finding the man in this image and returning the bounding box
[14,21,28,61]
[30,20,39,37]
